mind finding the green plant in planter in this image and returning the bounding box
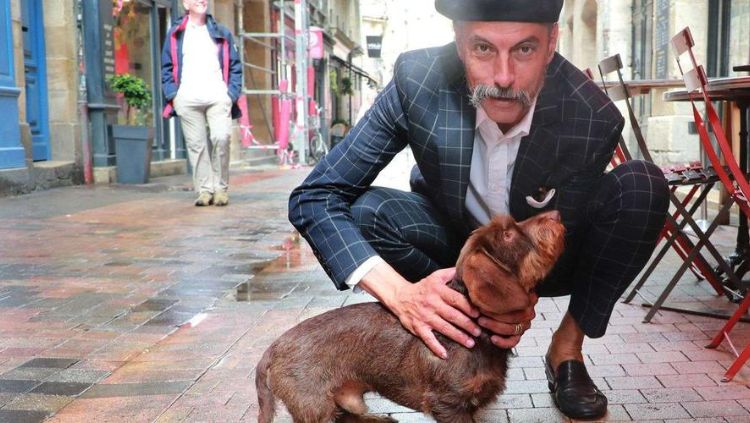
[340,76,353,96]
[106,73,152,126]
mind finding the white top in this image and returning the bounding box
[178,21,228,104]
[345,102,537,290]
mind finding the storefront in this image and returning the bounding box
[83,0,184,170]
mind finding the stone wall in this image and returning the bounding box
[44,0,80,164]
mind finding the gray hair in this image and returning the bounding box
[468,84,533,109]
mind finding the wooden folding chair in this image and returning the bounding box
[594,54,731,323]
[671,26,750,381]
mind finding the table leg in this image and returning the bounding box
[730,102,749,274]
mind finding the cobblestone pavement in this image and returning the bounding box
[1,161,750,422]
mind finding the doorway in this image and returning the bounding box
[20,0,50,161]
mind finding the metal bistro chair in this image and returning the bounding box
[671,26,750,381]
[594,54,731,324]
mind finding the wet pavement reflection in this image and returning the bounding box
[235,231,319,303]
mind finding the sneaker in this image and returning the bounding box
[213,191,229,206]
[195,192,213,206]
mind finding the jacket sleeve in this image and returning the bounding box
[226,32,243,103]
[288,55,411,290]
[161,27,178,101]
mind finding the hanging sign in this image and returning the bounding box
[308,26,324,60]
[366,36,382,58]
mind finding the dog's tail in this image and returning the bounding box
[255,348,276,423]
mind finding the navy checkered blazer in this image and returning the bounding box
[289,43,625,290]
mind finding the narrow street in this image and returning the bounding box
[1,160,750,422]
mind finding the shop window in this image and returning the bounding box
[708,0,750,77]
[112,0,154,126]
[728,1,750,74]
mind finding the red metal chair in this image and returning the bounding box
[671,26,750,381]
[593,55,731,323]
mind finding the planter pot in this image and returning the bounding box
[110,125,154,184]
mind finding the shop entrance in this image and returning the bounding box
[21,0,49,161]
[112,0,181,162]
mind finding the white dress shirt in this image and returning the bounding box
[465,100,536,225]
[345,102,537,289]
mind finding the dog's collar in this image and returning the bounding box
[480,247,511,274]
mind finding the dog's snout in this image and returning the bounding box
[542,210,561,222]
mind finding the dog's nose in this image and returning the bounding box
[543,210,561,221]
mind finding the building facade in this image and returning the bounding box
[3,0,356,195]
[560,0,750,166]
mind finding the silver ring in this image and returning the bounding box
[513,323,523,335]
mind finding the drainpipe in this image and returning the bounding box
[76,0,94,184]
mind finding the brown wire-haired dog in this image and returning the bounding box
[256,211,565,423]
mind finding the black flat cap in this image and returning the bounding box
[435,0,563,23]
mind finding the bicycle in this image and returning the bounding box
[306,103,329,165]
[285,101,329,166]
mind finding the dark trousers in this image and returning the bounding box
[351,160,669,338]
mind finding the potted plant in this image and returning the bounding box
[106,73,154,184]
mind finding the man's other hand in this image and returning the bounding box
[477,292,538,349]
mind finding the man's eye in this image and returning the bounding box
[517,45,535,56]
[474,44,492,54]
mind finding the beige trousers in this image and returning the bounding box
[174,94,232,194]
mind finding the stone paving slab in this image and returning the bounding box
[2,160,750,421]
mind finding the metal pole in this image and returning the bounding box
[294,0,309,163]
[237,0,245,91]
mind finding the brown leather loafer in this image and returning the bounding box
[545,357,607,420]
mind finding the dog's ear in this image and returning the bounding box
[460,250,531,316]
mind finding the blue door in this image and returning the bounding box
[21,0,49,161]
[0,0,23,169]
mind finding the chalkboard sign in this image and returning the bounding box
[102,23,114,83]
[653,0,670,79]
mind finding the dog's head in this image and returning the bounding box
[455,211,565,318]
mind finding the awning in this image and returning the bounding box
[331,55,377,86]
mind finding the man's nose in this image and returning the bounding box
[493,55,515,88]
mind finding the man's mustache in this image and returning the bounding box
[469,85,533,108]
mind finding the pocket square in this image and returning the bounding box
[525,188,556,209]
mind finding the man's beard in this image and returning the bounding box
[468,84,536,109]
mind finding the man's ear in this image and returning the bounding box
[462,252,530,315]
[546,23,559,64]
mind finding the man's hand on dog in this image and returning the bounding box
[390,268,482,359]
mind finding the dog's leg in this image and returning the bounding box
[430,402,475,423]
[334,413,398,423]
[432,412,474,423]
[255,350,276,423]
[332,381,369,415]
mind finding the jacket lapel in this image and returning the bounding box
[509,55,564,220]
[438,46,476,223]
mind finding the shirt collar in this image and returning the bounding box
[475,98,537,139]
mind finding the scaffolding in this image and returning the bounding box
[235,0,316,165]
